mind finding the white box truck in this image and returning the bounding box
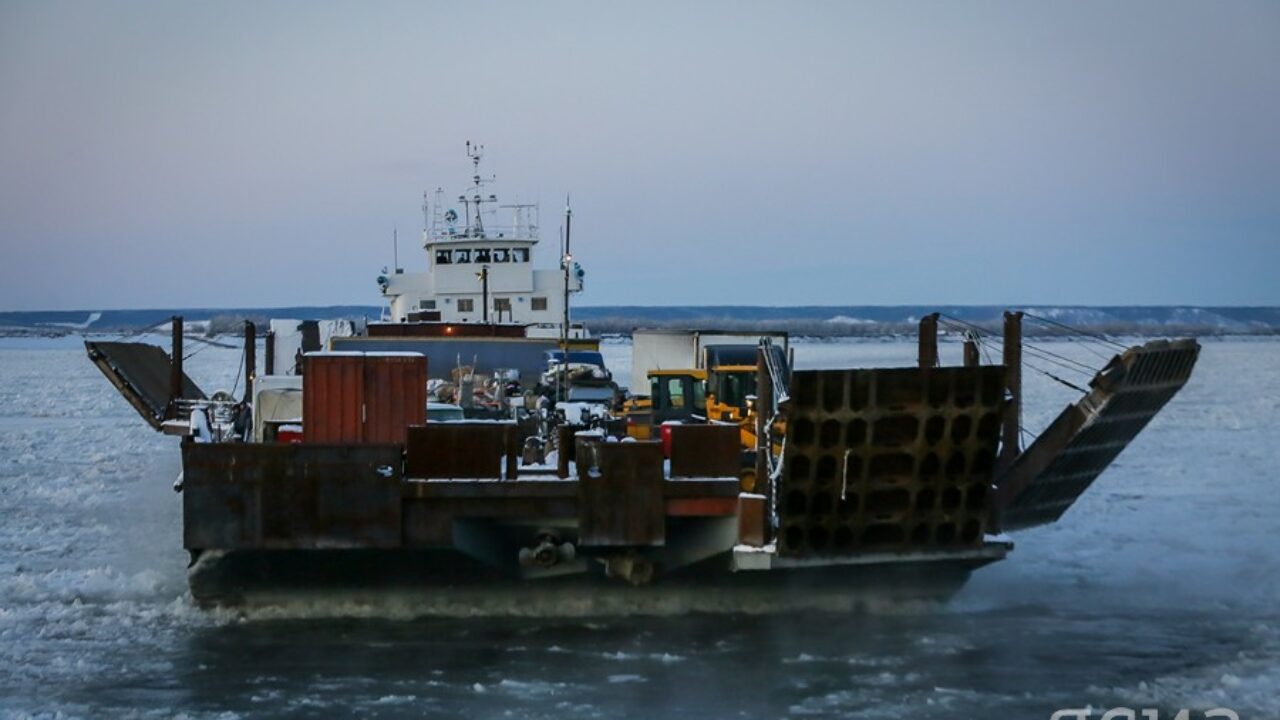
[628,329,789,395]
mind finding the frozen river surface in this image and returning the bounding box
[0,335,1277,719]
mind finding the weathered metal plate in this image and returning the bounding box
[405,422,517,479]
[577,440,665,547]
[84,341,205,429]
[302,353,427,444]
[182,443,403,550]
[668,424,741,478]
[302,354,364,442]
[556,424,587,479]
[397,476,738,547]
[363,354,428,444]
[779,366,1006,556]
[994,339,1200,531]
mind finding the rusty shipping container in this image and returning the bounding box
[303,352,427,444]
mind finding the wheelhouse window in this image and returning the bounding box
[492,248,510,263]
[475,249,491,263]
[453,249,471,263]
[531,297,548,311]
[513,248,530,262]
[457,298,474,312]
[435,250,452,265]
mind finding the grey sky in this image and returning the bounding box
[1,0,1277,311]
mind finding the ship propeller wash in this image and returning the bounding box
[84,146,1200,611]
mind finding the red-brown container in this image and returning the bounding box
[303,353,364,443]
[363,353,427,443]
[303,352,426,444]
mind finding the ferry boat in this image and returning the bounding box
[82,146,1202,612]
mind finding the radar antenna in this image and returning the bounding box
[464,140,497,239]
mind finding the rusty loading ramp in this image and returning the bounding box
[85,341,205,429]
[993,338,1200,531]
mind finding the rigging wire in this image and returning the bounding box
[935,311,1134,450]
[938,315,1005,362]
[937,316,994,343]
[937,314,1099,381]
[187,335,239,350]
[971,330,996,366]
[939,312,1117,373]
[1036,369,1089,394]
[1020,345,1098,378]
[179,333,237,361]
[1023,362,1092,390]
[182,342,211,362]
[1038,329,1114,362]
[938,314,999,341]
[938,318,1001,365]
[1021,311,1128,351]
[230,346,246,398]
[1019,425,1036,450]
[1020,315,1118,362]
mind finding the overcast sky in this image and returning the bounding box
[1,1,1277,311]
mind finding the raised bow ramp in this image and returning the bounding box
[993,338,1201,531]
[85,340,206,430]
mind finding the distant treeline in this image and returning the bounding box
[584,315,1280,339]
[204,314,269,337]
[2,305,1279,338]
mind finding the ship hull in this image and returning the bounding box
[187,547,1004,615]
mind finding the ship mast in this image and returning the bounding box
[462,141,497,239]
[560,197,572,400]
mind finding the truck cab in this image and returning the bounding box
[702,345,766,423]
[648,369,707,424]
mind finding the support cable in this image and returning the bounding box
[1018,337,1100,371]
[1021,317,1118,362]
[1030,367,1089,394]
[1037,329,1114,362]
[230,347,246,398]
[1020,346,1098,378]
[182,343,211,362]
[938,318,1002,366]
[938,314,999,340]
[1021,311,1128,351]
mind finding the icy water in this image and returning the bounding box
[1,335,1277,719]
